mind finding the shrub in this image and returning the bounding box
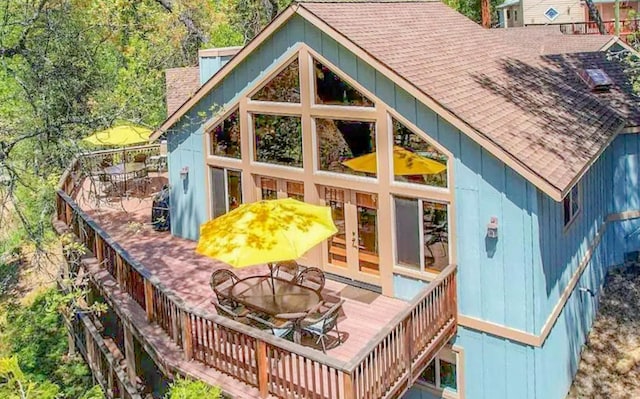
[166,377,221,399]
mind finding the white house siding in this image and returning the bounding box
[522,0,586,25]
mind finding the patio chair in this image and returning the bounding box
[246,313,295,340]
[294,267,325,294]
[213,300,250,322]
[210,269,240,306]
[133,153,148,164]
[300,299,345,353]
[274,260,300,281]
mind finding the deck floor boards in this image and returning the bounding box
[73,174,408,394]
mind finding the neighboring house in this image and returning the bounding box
[497,0,640,35]
[54,1,640,399]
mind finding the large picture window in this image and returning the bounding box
[394,196,449,274]
[316,118,377,177]
[209,109,240,158]
[253,114,303,167]
[392,118,447,188]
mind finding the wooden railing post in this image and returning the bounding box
[257,340,268,398]
[404,316,413,381]
[181,311,193,361]
[116,256,124,290]
[95,233,103,264]
[342,371,355,399]
[123,327,137,384]
[171,305,180,343]
[144,279,154,322]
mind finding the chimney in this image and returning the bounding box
[198,46,243,85]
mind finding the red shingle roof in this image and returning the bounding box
[494,26,615,55]
[300,0,629,193]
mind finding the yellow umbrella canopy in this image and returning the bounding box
[196,198,338,268]
[83,125,152,146]
[341,146,446,175]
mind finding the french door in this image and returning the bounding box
[322,186,380,283]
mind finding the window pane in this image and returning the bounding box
[571,185,580,217]
[420,360,436,385]
[210,109,240,158]
[260,177,278,200]
[357,193,379,275]
[325,188,347,268]
[314,60,373,107]
[227,170,242,211]
[424,201,449,273]
[393,119,447,188]
[286,181,304,201]
[254,114,302,167]
[563,196,571,225]
[394,197,421,270]
[317,118,376,177]
[210,167,226,218]
[251,59,300,103]
[439,360,457,391]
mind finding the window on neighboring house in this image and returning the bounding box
[563,184,580,226]
[418,347,458,394]
[507,9,511,19]
[514,10,518,21]
[210,167,242,218]
[394,196,449,274]
[251,58,300,103]
[209,109,240,158]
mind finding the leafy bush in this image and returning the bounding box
[165,377,221,399]
[0,289,95,398]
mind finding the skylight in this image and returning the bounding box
[579,69,614,92]
[544,7,559,21]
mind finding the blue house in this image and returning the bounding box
[150,1,640,398]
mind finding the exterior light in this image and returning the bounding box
[180,166,189,180]
[487,216,498,238]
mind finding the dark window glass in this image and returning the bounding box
[314,60,373,107]
[227,170,242,211]
[440,360,457,390]
[317,118,376,177]
[211,167,226,218]
[392,118,447,188]
[420,360,436,385]
[424,201,449,273]
[210,109,240,158]
[395,197,420,270]
[253,114,303,168]
[260,177,278,200]
[252,59,300,103]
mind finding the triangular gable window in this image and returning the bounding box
[314,59,374,107]
[251,58,300,103]
[392,118,448,188]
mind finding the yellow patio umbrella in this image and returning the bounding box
[196,198,337,291]
[83,124,152,146]
[341,146,446,175]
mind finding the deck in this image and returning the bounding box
[55,145,457,399]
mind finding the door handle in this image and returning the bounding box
[351,232,357,248]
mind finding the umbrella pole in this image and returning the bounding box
[269,263,276,296]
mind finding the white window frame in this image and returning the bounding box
[563,183,581,230]
[416,346,460,398]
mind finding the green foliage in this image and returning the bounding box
[0,356,60,399]
[0,289,95,398]
[443,0,503,24]
[79,385,106,399]
[165,377,221,399]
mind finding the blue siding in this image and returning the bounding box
[393,274,427,301]
[166,12,640,399]
[199,54,235,85]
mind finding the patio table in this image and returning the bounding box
[230,276,322,316]
[103,162,147,192]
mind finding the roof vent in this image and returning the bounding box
[579,68,613,92]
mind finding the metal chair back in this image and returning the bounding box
[295,267,325,294]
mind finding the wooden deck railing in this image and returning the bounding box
[556,19,640,37]
[69,312,142,399]
[55,146,457,399]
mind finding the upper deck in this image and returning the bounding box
[55,145,457,399]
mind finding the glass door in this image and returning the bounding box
[321,186,379,279]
